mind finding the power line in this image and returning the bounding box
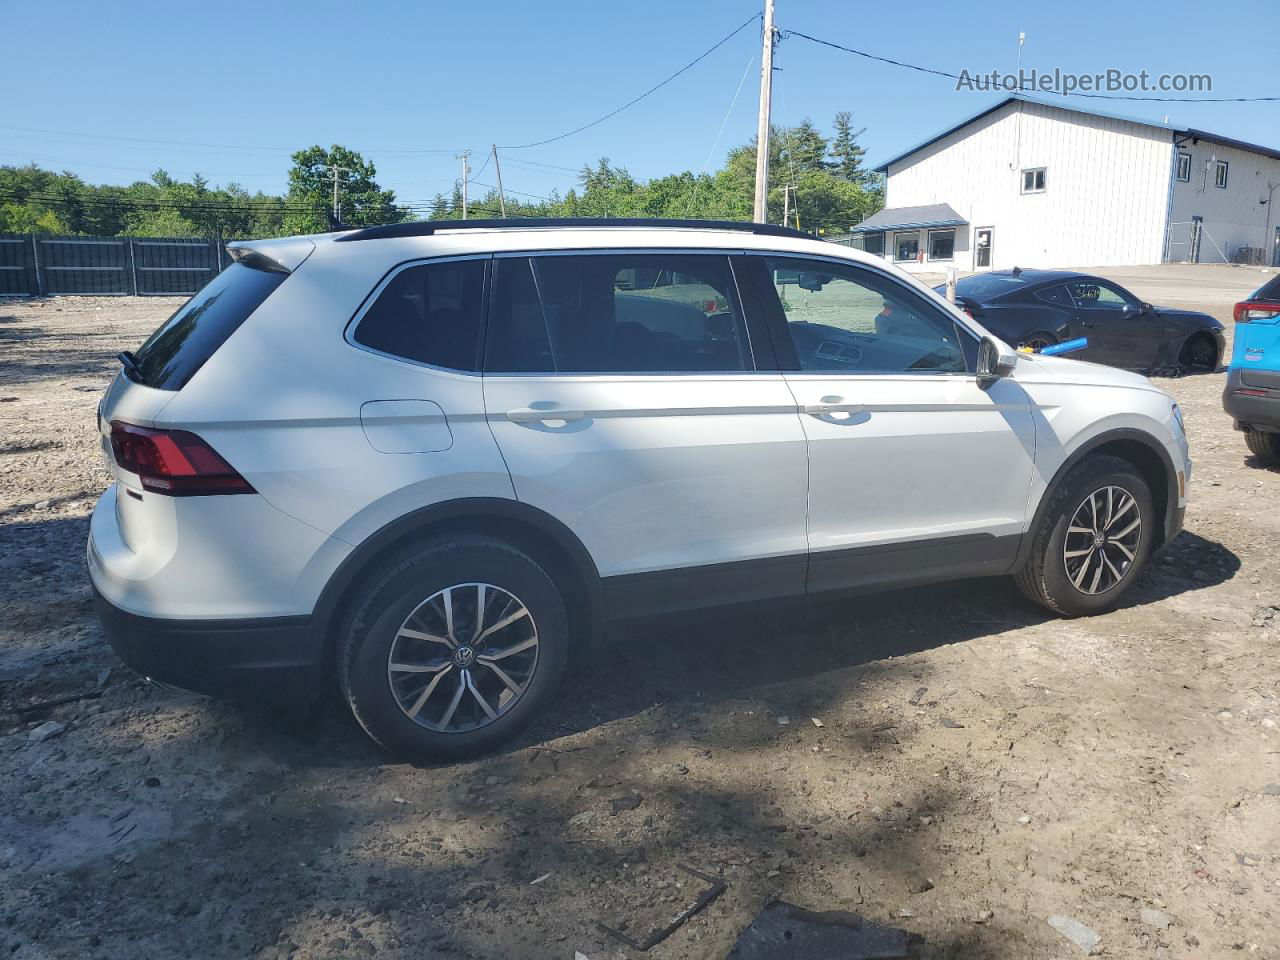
[782,28,1280,103]
[500,12,762,150]
[0,123,468,153]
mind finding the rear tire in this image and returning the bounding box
[339,537,569,760]
[1015,455,1154,617]
[1019,331,1056,352]
[1245,428,1280,466]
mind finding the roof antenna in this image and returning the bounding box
[1012,265,1023,276]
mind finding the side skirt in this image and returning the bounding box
[602,533,1023,621]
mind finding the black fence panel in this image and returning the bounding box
[132,238,220,295]
[0,233,231,297]
[0,235,38,295]
[37,236,131,295]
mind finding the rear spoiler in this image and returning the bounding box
[226,237,316,274]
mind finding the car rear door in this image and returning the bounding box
[481,250,809,618]
[742,253,1037,594]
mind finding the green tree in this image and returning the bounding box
[282,145,404,234]
[830,111,869,184]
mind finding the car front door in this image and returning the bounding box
[1067,279,1161,369]
[482,250,809,618]
[743,254,1037,594]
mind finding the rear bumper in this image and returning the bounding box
[94,588,324,702]
[1223,368,1280,432]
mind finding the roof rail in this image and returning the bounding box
[331,217,814,243]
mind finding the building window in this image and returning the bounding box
[893,232,920,262]
[1213,160,1229,189]
[862,232,885,257]
[1176,153,1192,182]
[1021,167,1047,194]
[927,229,955,261]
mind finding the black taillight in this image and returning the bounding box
[109,422,255,496]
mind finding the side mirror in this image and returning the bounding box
[977,335,1018,387]
[1142,301,1154,313]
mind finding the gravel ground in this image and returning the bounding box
[1,277,1278,960]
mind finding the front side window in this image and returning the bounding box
[484,253,750,374]
[1176,152,1192,182]
[893,232,919,262]
[762,256,969,374]
[1022,167,1047,193]
[1214,160,1229,188]
[928,229,955,261]
[353,258,486,370]
[1066,280,1132,311]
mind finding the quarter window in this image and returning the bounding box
[1034,284,1074,307]
[353,258,486,370]
[927,229,955,261]
[484,253,751,374]
[1022,167,1047,193]
[762,256,969,374]
[1175,152,1192,182]
[1213,160,1228,188]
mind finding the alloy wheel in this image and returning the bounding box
[1063,485,1143,595]
[386,583,539,733]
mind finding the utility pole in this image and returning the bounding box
[492,145,508,218]
[324,164,352,223]
[752,0,777,223]
[457,152,471,219]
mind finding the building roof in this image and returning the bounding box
[872,94,1280,172]
[847,203,967,234]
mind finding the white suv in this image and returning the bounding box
[89,219,1190,758]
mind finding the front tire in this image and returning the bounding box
[339,537,569,760]
[1015,455,1154,617]
[1245,428,1280,466]
[1178,334,1218,373]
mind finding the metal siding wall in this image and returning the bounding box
[1168,140,1280,264]
[885,101,1172,270]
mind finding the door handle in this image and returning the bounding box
[507,407,586,424]
[803,401,865,416]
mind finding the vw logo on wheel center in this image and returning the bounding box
[453,645,476,668]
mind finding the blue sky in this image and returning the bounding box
[2,0,1276,206]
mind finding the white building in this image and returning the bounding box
[843,95,1280,273]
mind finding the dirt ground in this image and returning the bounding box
[1,266,1278,960]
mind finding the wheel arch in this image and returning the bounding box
[314,498,605,678]
[1015,428,1180,570]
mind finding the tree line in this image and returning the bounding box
[0,112,882,239]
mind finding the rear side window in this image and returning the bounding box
[353,258,486,370]
[485,253,750,374]
[129,262,286,390]
[1035,284,1073,306]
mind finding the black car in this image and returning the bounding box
[936,269,1225,374]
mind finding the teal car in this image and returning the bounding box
[1224,274,1280,465]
